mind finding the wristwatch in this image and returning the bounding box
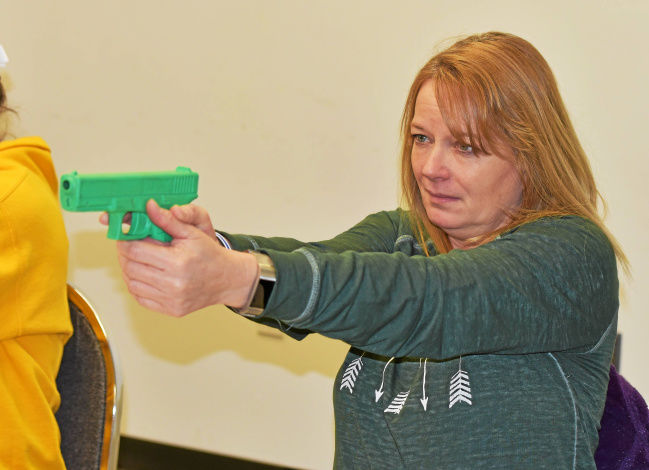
[228,251,276,317]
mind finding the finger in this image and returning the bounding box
[119,254,196,309]
[133,295,168,314]
[100,212,133,226]
[170,204,216,239]
[146,199,198,240]
[124,283,169,314]
[122,275,166,301]
[120,255,167,289]
[119,264,173,310]
[169,204,196,224]
[117,240,175,271]
[133,294,188,317]
[125,278,190,317]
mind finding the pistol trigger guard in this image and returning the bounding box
[107,212,147,241]
[107,212,127,240]
[125,212,172,242]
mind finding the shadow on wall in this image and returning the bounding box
[69,230,349,378]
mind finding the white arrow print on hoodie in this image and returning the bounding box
[374,357,394,402]
[420,358,429,411]
[449,357,472,408]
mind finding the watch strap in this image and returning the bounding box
[227,251,276,318]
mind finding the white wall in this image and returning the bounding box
[2,1,647,468]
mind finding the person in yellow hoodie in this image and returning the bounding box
[0,45,72,469]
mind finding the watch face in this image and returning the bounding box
[249,282,266,309]
[260,278,275,306]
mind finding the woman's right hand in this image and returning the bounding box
[104,200,258,317]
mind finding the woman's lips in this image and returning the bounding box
[425,190,460,204]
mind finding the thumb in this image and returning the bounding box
[170,204,200,225]
[170,204,216,238]
[146,199,198,240]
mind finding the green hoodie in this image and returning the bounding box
[225,210,618,469]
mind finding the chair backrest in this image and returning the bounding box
[55,284,123,470]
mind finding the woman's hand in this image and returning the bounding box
[103,200,258,316]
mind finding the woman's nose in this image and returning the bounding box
[421,145,451,180]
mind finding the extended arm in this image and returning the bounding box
[115,205,618,360]
[256,217,619,359]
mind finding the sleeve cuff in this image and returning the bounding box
[259,248,319,328]
[214,231,233,250]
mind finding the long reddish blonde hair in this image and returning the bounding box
[400,32,627,268]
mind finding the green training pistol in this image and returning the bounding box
[60,166,199,242]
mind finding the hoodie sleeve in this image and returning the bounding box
[257,216,619,359]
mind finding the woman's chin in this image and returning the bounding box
[424,211,462,233]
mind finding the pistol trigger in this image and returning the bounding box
[128,212,150,239]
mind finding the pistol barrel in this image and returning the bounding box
[60,167,198,212]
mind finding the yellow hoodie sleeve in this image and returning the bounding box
[0,137,72,469]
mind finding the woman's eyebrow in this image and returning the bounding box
[410,122,427,131]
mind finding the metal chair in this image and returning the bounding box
[55,284,123,470]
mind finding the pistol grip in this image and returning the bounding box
[106,212,172,242]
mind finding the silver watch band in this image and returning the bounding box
[227,251,276,318]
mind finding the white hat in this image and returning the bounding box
[0,45,9,68]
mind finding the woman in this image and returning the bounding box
[115,32,622,468]
[0,45,72,469]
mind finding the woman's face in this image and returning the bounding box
[410,80,523,249]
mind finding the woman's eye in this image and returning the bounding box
[457,143,474,154]
[413,134,429,144]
